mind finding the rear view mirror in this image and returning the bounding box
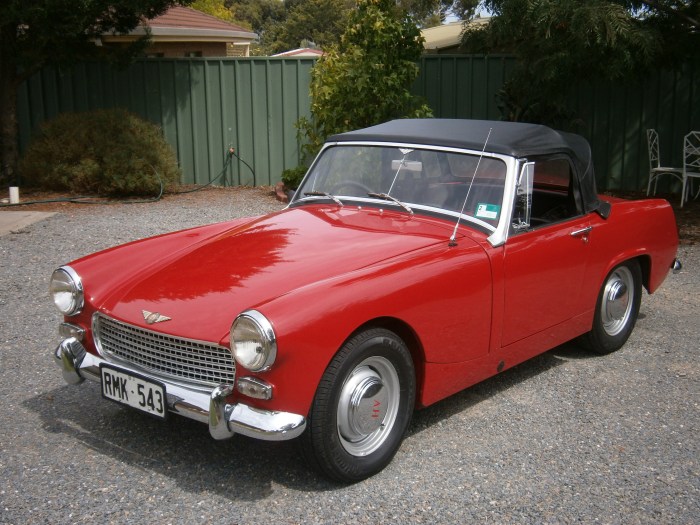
[391,159,423,172]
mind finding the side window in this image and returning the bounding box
[529,158,582,224]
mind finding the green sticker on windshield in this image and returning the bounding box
[475,203,500,220]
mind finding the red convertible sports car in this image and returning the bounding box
[51,119,681,482]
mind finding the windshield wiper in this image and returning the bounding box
[303,191,343,207]
[367,192,413,215]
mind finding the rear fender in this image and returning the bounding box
[590,199,678,296]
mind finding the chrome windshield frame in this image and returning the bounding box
[290,140,519,247]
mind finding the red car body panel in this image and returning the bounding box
[66,196,677,416]
[419,198,678,408]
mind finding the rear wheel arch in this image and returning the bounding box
[601,253,651,293]
[636,254,652,293]
[581,258,643,354]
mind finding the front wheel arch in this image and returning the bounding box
[342,317,425,403]
[301,327,416,482]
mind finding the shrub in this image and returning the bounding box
[281,165,308,190]
[20,109,181,196]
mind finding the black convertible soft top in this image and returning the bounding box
[329,119,608,217]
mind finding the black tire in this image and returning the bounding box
[301,328,416,483]
[582,259,642,354]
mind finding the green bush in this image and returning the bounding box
[281,165,308,189]
[20,109,181,196]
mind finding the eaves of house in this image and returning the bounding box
[421,18,490,54]
[272,48,325,58]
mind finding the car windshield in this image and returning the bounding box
[294,144,507,229]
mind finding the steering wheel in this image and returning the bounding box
[329,180,373,196]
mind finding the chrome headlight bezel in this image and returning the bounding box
[49,266,84,316]
[230,310,277,372]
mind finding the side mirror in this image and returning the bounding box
[513,162,534,231]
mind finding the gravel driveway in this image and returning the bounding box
[1,187,698,524]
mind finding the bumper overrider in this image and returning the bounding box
[54,337,306,441]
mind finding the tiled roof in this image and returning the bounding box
[119,5,258,40]
[147,6,251,34]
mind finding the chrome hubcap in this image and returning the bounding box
[337,356,399,456]
[601,266,634,336]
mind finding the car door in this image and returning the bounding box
[501,157,592,346]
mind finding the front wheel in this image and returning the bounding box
[581,260,642,354]
[301,328,416,482]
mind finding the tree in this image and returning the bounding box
[233,1,482,55]
[191,0,240,24]
[461,0,700,126]
[400,0,480,26]
[639,0,699,30]
[0,0,188,187]
[227,0,287,34]
[299,0,432,157]
[261,0,355,54]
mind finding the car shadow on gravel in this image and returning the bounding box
[409,341,593,434]
[23,382,330,497]
[23,342,596,495]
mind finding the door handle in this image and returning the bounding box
[570,226,592,239]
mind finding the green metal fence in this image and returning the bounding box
[17,56,699,192]
[18,58,315,186]
[414,55,700,193]
[570,63,699,193]
[415,55,516,120]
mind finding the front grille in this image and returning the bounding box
[93,313,235,388]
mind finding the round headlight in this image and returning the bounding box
[231,311,276,372]
[49,266,84,316]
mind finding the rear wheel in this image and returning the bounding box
[582,260,642,354]
[302,328,415,482]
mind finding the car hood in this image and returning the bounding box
[80,205,477,342]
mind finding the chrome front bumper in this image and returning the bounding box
[54,338,306,441]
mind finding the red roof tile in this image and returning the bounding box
[146,6,252,34]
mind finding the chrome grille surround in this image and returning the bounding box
[93,313,235,389]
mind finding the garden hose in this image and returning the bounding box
[0,147,255,207]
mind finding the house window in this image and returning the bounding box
[185,51,202,58]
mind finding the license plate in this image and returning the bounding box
[100,364,167,419]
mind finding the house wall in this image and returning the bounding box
[144,42,228,58]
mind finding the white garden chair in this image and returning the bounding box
[646,129,683,196]
[682,131,700,207]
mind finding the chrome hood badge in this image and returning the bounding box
[142,310,172,325]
